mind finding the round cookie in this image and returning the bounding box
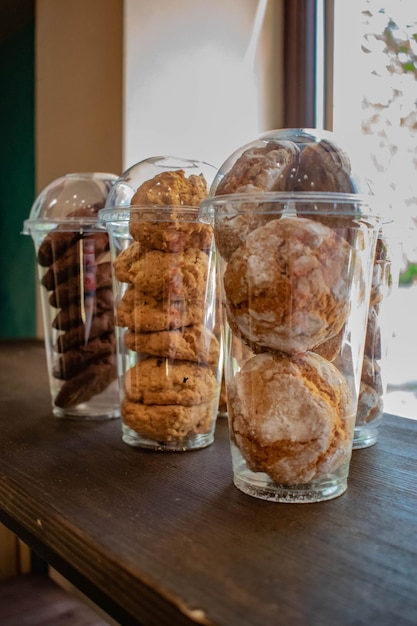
[113,241,142,282]
[124,325,220,369]
[131,169,208,207]
[228,351,353,484]
[55,310,115,352]
[129,170,211,250]
[49,261,112,308]
[116,285,204,331]
[213,141,299,260]
[128,248,208,301]
[122,398,216,441]
[53,333,116,380]
[125,357,217,406]
[41,233,109,290]
[131,217,213,253]
[292,140,355,193]
[54,354,117,408]
[215,141,300,195]
[364,305,382,360]
[360,354,383,395]
[223,216,354,354]
[52,286,113,330]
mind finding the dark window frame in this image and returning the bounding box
[282,0,334,130]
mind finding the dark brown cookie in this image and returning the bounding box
[54,354,117,408]
[52,286,114,330]
[55,311,115,352]
[49,262,112,308]
[53,333,116,380]
[37,230,81,267]
[41,233,109,290]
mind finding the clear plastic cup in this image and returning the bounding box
[354,225,402,448]
[99,205,223,450]
[201,192,380,502]
[22,172,120,420]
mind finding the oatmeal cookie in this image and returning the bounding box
[121,398,216,441]
[131,169,208,207]
[117,285,204,331]
[113,241,142,282]
[125,357,217,406]
[127,248,208,301]
[124,324,220,368]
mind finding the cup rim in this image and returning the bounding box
[199,191,381,223]
[98,204,202,225]
[201,191,375,206]
[22,217,102,234]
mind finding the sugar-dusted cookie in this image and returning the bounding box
[228,351,354,484]
[224,217,354,354]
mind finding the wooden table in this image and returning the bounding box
[1,340,416,626]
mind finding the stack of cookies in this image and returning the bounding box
[356,237,390,426]
[221,215,357,485]
[37,206,117,409]
[207,130,372,485]
[113,170,222,447]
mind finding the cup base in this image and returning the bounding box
[52,406,120,421]
[232,456,348,503]
[122,423,215,451]
[353,424,379,449]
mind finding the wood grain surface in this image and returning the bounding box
[0,340,416,626]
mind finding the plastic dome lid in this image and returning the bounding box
[209,128,374,197]
[104,156,217,209]
[23,172,118,233]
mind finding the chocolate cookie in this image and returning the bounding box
[52,287,114,330]
[54,354,117,409]
[53,333,116,380]
[41,233,109,290]
[48,262,112,308]
[55,311,115,352]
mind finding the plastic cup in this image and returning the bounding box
[354,225,402,447]
[99,205,223,451]
[200,192,380,502]
[22,173,120,420]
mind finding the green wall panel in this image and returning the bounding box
[0,6,36,338]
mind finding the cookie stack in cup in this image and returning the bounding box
[23,173,120,420]
[100,157,223,450]
[200,129,381,502]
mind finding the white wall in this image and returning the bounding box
[124,0,283,170]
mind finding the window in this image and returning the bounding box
[331,0,417,418]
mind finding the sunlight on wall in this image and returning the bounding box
[124,0,277,170]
